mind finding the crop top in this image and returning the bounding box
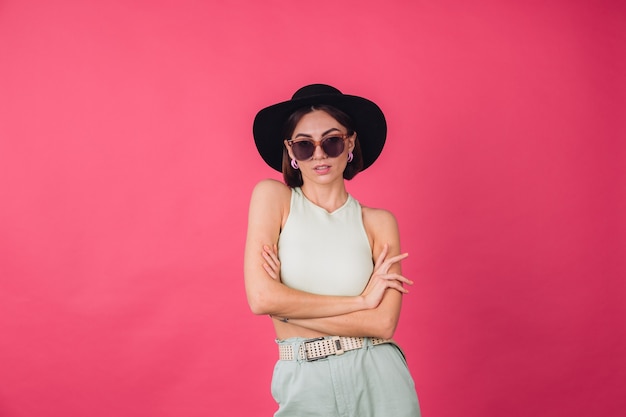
[278,187,374,296]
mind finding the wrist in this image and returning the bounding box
[357,295,372,310]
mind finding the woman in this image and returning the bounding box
[244,84,420,416]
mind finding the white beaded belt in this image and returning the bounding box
[279,336,391,361]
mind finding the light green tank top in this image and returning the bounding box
[278,187,374,296]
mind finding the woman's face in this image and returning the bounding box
[284,110,355,185]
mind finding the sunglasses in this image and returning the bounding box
[287,133,351,161]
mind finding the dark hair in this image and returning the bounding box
[281,105,364,187]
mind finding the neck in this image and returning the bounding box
[300,182,349,213]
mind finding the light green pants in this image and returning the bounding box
[272,337,421,417]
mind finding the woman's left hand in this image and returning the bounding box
[262,244,281,282]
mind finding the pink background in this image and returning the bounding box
[1,1,624,416]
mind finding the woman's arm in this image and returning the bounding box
[283,291,403,340]
[244,180,407,319]
[272,208,410,339]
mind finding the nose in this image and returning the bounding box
[312,142,327,158]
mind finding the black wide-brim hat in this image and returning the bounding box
[253,84,387,172]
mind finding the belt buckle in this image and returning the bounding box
[303,337,326,362]
[331,336,344,356]
[303,336,345,361]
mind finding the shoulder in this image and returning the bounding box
[250,178,291,203]
[361,206,398,230]
[361,206,401,252]
[248,179,292,223]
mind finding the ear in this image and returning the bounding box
[284,139,295,160]
[347,133,357,153]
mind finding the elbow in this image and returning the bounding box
[245,276,284,315]
[378,326,396,341]
[373,315,398,340]
[249,303,268,316]
[248,300,262,315]
[247,297,267,316]
[247,292,273,316]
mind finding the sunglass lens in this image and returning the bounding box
[322,136,345,158]
[292,141,315,160]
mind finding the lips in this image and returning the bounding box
[313,164,331,174]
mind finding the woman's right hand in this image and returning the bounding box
[262,244,281,282]
[361,243,413,309]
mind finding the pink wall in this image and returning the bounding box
[1,1,624,416]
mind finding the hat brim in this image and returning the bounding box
[253,93,387,172]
